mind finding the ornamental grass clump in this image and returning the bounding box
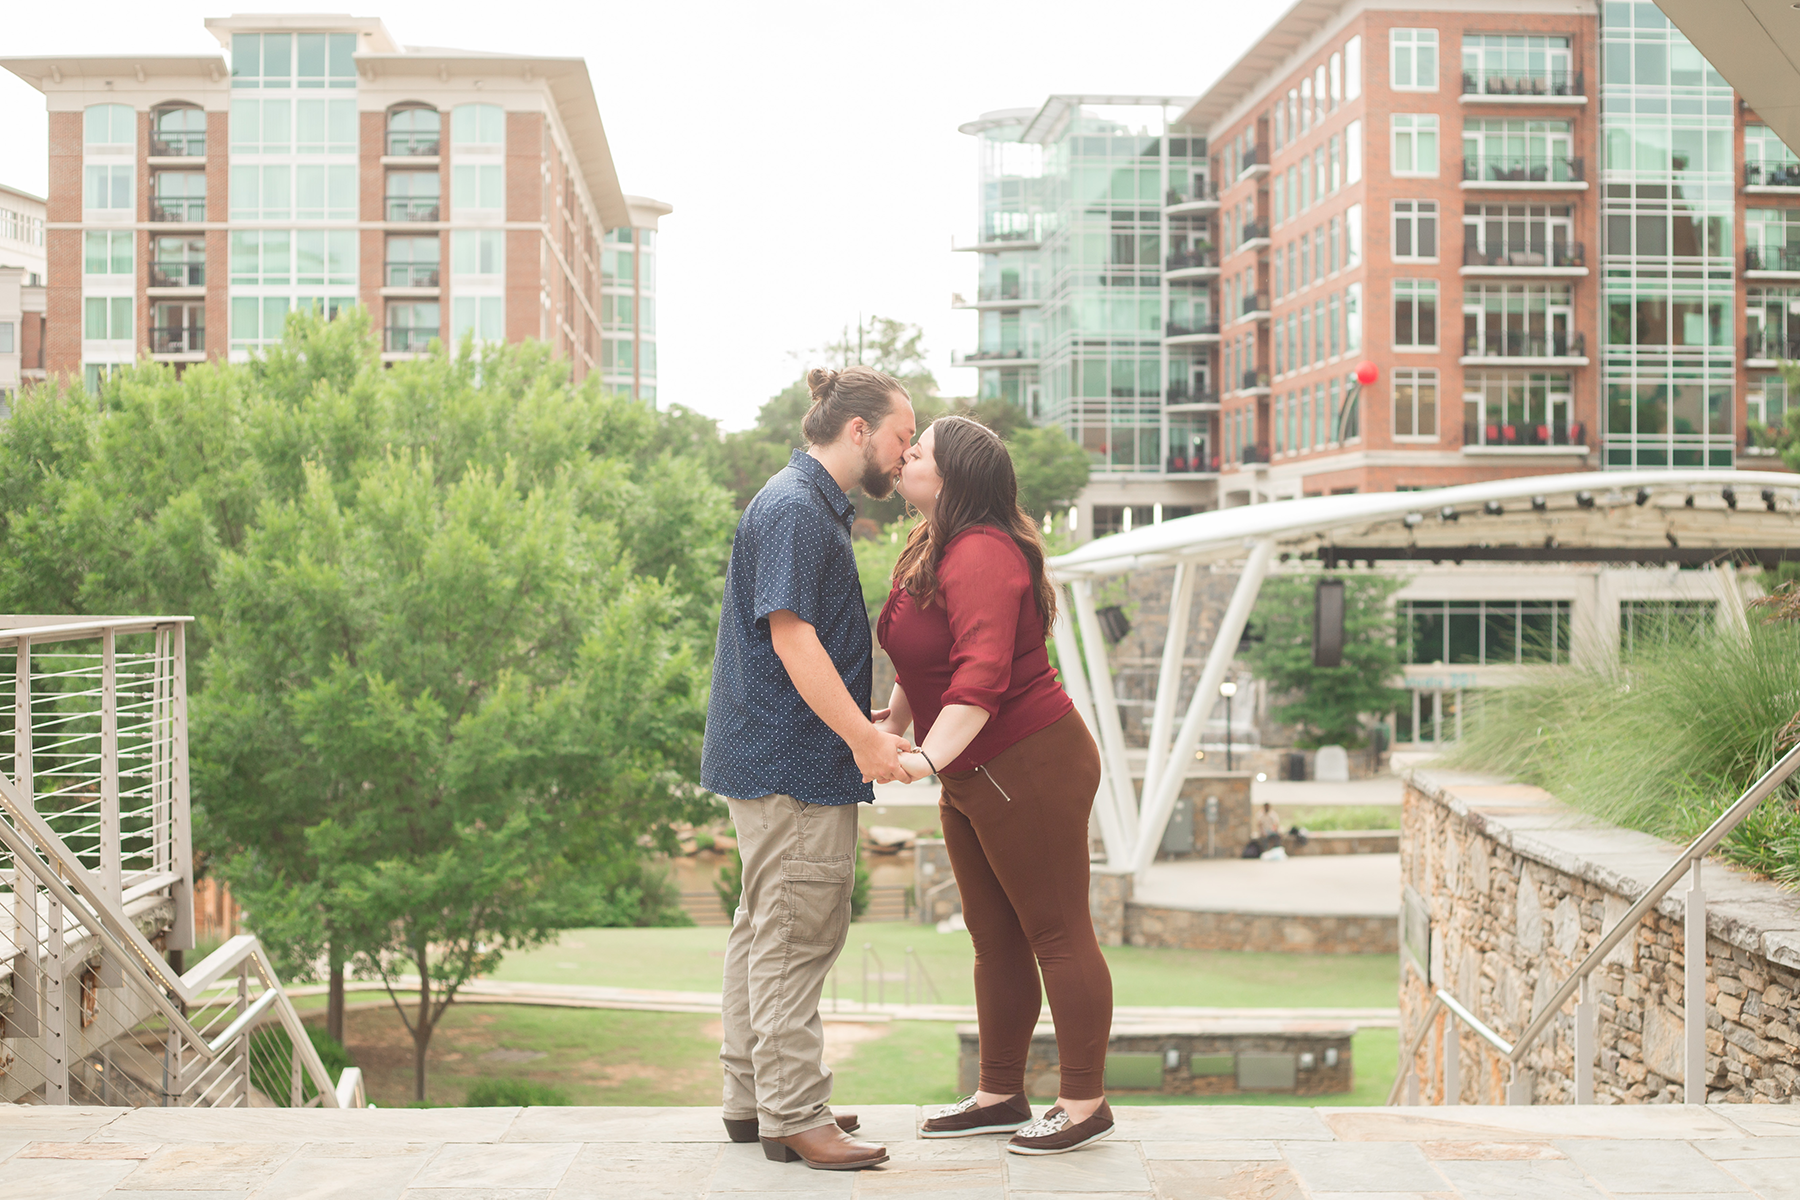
[1449,604,1800,889]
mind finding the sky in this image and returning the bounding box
[0,1,1280,430]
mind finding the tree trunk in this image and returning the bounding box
[413,952,433,1103]
[326,941,345,1044]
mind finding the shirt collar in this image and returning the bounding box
[789,449,857,527]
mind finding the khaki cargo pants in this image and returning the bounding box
[718,793,859,1137]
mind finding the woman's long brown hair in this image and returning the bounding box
[892,415,1058,628]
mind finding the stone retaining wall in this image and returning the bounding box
[1295,831,1401,856]
[1089,869,1398,954]
[1401,770,1800,1105]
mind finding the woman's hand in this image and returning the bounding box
[897,751,935,782]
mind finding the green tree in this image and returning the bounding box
[1006,424,1091,521]
[1240,576,1407,748]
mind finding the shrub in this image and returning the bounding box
[465,1077,570,1107]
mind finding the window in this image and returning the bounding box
[1746,209,1800,271]
[387,107,441,157]
[1620,601,1715,654]
[1329,218,1341,272]
[1463,119,1575,182]
[452,164,504,211]
[1750,373,1787,429]
[386,235,441,287]
[84,231,133,275]
[151,236,205,287]
[1330,135,1341,192]
[1466,203,1577,267]
[386,170,441,221]
[295,165,356,220]
[84,165,132,210]
[1391,28,1439,91]
[1346,119,1363,183]
[151,106,206,157]
[231,231,292,286]
[231,98,292,155]
[1346,283,1363,351]
[451,230,504,276]
[1392,115,1439,177]
[84,104,135,146]
[84,296,133,341]
[150,301,204,354]
[386,302,441,353]
[1315,65,1328,123]
[0,323,13,354]
[230,165,292,221]
[452,297,505,344]
[1345,35,1363,99]
[1393,368,1439,437]
[1393,201,1439,260]
[1300,78,1313,135]
[152,171,206,222]
[1466,283,1576,357]
[1395,280,1438,348]
[296,230,357,286]
[1462,34,1574,97]
[1462,371,1575,446]
[452,103,505,145]
[1746,286,1800,359]
[1401,599,1571,665]
[1329,292,1342,357]
[230,296,292,350]
[1345,204,1363,265]
[295,99,357,154]
[232,32,356,88]
[1330,53,1342,108]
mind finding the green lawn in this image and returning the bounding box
[488,923,1401,1010]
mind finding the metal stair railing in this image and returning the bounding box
[1391,738,1800,1106]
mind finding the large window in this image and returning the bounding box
[231,231,293,286]
[1464,203,1577,267]
[152,171,206,223]
[386,302,440,352]
[1463,119,1576,182]
[151,301,204,354]
[151,105,206,157]
[386,171,441,222]
[451,164,504,212]
[1619,601,1714,654]
[387,107,441,157]
[84,165,132,211]
[84,104,135,146]
[1391,115,1439,177]
[387,235,441,287]
[452,297,504,344]
[231,32,357,88]
[229,165,293,221]
[1392,368,1438,438]
[1605,286,1729,351]
[296,231,357,286]
[1393,280,1438,349]
[1464,283,1575,357]
[1746,287,1800,360]
[83,231,133,276]
[1400,599,1572,665]
[295,165,356,220]
[230,297,291,351]
[84,296,133,341]
[1461,34,1575,96]
[1749,373,1788,430]
[151,236,205,287]
[1747,209,1800,273]
[452,230,504,276]
[452,104,505,146]
[1392,200,1438,260]
[1745,124,1800,187]
[1462,371,1576,447]
[1390,29,1439,91]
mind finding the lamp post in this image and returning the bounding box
[1220,680,1239,771]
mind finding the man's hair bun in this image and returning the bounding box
[799,365,907,445]
[806,367,839,406]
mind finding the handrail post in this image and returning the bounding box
[100,628,122,910]
[1685,856,1707,1104]
[44,865,67,1103]
[1575,974,1596,1104]
[1442,1011,1459,1105]
[236,961,251,1105]
[168,624,194,952]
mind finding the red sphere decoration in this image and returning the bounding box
[1354,361,1379,386]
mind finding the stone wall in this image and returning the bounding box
[1401,770,1800,1105]
[1127,906,1400,955]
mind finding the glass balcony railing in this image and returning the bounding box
[386,198,441,222]
[1166,452,1220,474]
[1747,161,1800,188]
[150,325,204,354]
[1463,331,1586,358]
[1460,68,1584,97]
[385,263,441,288]
[1747,247,1800,272]
[1164,384,1219,405]
[1241,370,1270,390]
[1165,320,1219,338]
[961,348,1034,363]
[150,133,207,157]
[1240,221,1270,245]
[1239,443,1271,464]
[150,262,205,287]
[1242,294,1270,317]
[151,200,207,223]
[1746,333,1800,360]
[386,326,437,352]
[1165,249,1218,271]
[1166,180,1218,205]
[1462,240,1585,268]
[386,134,441,156]
[1463,420,1586,448]
[1461,155,1585,184]
[973,283,1038,303]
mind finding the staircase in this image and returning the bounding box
[1,616,361,1108]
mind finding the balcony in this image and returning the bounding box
[1165,385,1220,409]
[1165,320,1220,345]
[387,134,441,157]
[150,200,207,224]
[1238,371,1271,394]
[1461,420,1589,455]
[1164,181,1219,215]
[149,325,204,355]
[1238,443,1271,464]
[1241,293,1271,321]
[952,227,1043,253]
[1238,221,1270,253]
[385,263,442,289]
[149,134,207,157]
[1460,156,1586,189]
[1461,240,1587,276]
[385,326,436,353]
[952,284,1040,309]
[150,262,205,288]
[1746,247,1800,276]
[955,349,1040,367]
[1164,248,1220,277]
[1237,146,1270,179]
[1460,331,1587,365]
[1745,333,1800,364]
[386,198,441,222]
[1460,68,1585,103]
[1745,161,1800,191]
[1166,453,1220,475]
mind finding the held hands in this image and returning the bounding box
[855,728,915,784]
[895,751,935,783]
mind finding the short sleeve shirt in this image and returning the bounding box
[701,450,874,806]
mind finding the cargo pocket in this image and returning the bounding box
[779,855,854,946]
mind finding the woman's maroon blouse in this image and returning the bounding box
[877,525,1074,774]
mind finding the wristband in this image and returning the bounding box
[918,748,938,776]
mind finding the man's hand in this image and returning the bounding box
[854,728,913,784]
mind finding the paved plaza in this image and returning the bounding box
[1132,853,1401,918]
[1,1101,1796,1199]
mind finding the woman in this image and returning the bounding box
[873,415,1114,1156]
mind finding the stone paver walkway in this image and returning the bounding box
[2,1102,1795,1198]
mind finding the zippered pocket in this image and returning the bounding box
[975,764,1015,802]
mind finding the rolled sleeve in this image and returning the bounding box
[751,500,833,630]
[937,531,1028,716]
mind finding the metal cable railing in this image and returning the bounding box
[1391,738,1800,1106]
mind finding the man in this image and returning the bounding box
[702,365,916,1171]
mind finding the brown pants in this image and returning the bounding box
[938,708,1112,1100]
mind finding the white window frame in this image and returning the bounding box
[1345,36,1363,100]
[1390,28,1439,92]
[1393,279,1440,351]
[1391,115,1439,178]
[1393,367,1440,440]
[1392,200,1440,263]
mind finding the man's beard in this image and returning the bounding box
[858,442,896,499]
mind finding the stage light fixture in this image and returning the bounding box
[1576,491,1595,509]
[1764,488,1779,513]
[1484,500,1504,516]
[1404,511,1423,527]
[1722,487,1738,510]
[1439,506,1459,522]
[1531,495,1547,512]
[1636,488,1651,506]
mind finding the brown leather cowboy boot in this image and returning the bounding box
[723,1113,859,1143]
[760,1123,888,1170]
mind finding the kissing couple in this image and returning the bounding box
[701,365,1115,1171]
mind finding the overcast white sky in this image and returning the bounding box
[0,1,1278,430]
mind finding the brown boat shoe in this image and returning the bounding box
[920,1092,1033,1138]
[1005,1099,1115,1155]
[722,1113,859,1143]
